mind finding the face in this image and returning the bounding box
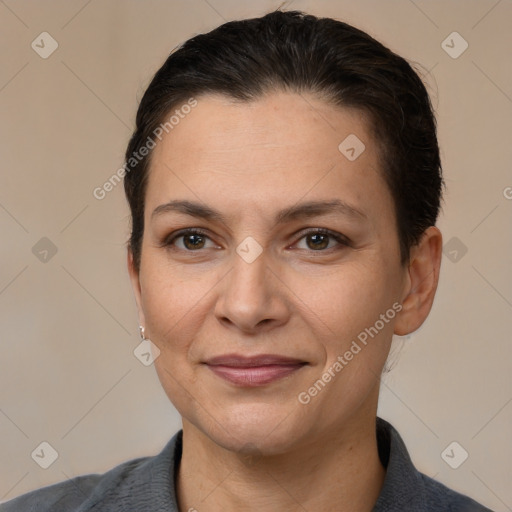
[129,91,413,455]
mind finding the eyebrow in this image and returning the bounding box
[151,199,367,224]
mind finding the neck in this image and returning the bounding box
[176,410,386,511]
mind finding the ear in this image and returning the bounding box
[127,249,146,328]
[394,226,443,336]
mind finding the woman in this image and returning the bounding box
[0,9,493,512]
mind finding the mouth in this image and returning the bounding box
[203,354,309,387]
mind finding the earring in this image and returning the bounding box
[139,325,148,341]
[137,324,160,364]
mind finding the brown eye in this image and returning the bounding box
[164,229,217,251]
[294,229,350,252]
[183,233,206,250]
[305,233,330,250]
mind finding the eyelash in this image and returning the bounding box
[162,228,350,253]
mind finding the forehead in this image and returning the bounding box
[145,91,393,225]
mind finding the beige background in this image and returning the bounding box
[0,0,511,509]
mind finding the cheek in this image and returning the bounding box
[140,263,207,406]
[298,261,396,330]
[301,261,400,381]
[138,258,214,350]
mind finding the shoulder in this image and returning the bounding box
[375,418,494,511]
[0,456,149,512]
[0,432,182,512]
[417,472,494,511]
[0,473,103,512]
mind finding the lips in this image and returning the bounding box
[204,353,308,387]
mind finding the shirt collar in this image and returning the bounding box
[373,417,426,510]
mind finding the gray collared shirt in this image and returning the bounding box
[0,418,493,511]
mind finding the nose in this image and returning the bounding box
[214,247,290,334]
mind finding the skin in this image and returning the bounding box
[128,91,442,511]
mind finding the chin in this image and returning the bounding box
[198,403,309,456]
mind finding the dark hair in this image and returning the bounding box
[124,9,443,271]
